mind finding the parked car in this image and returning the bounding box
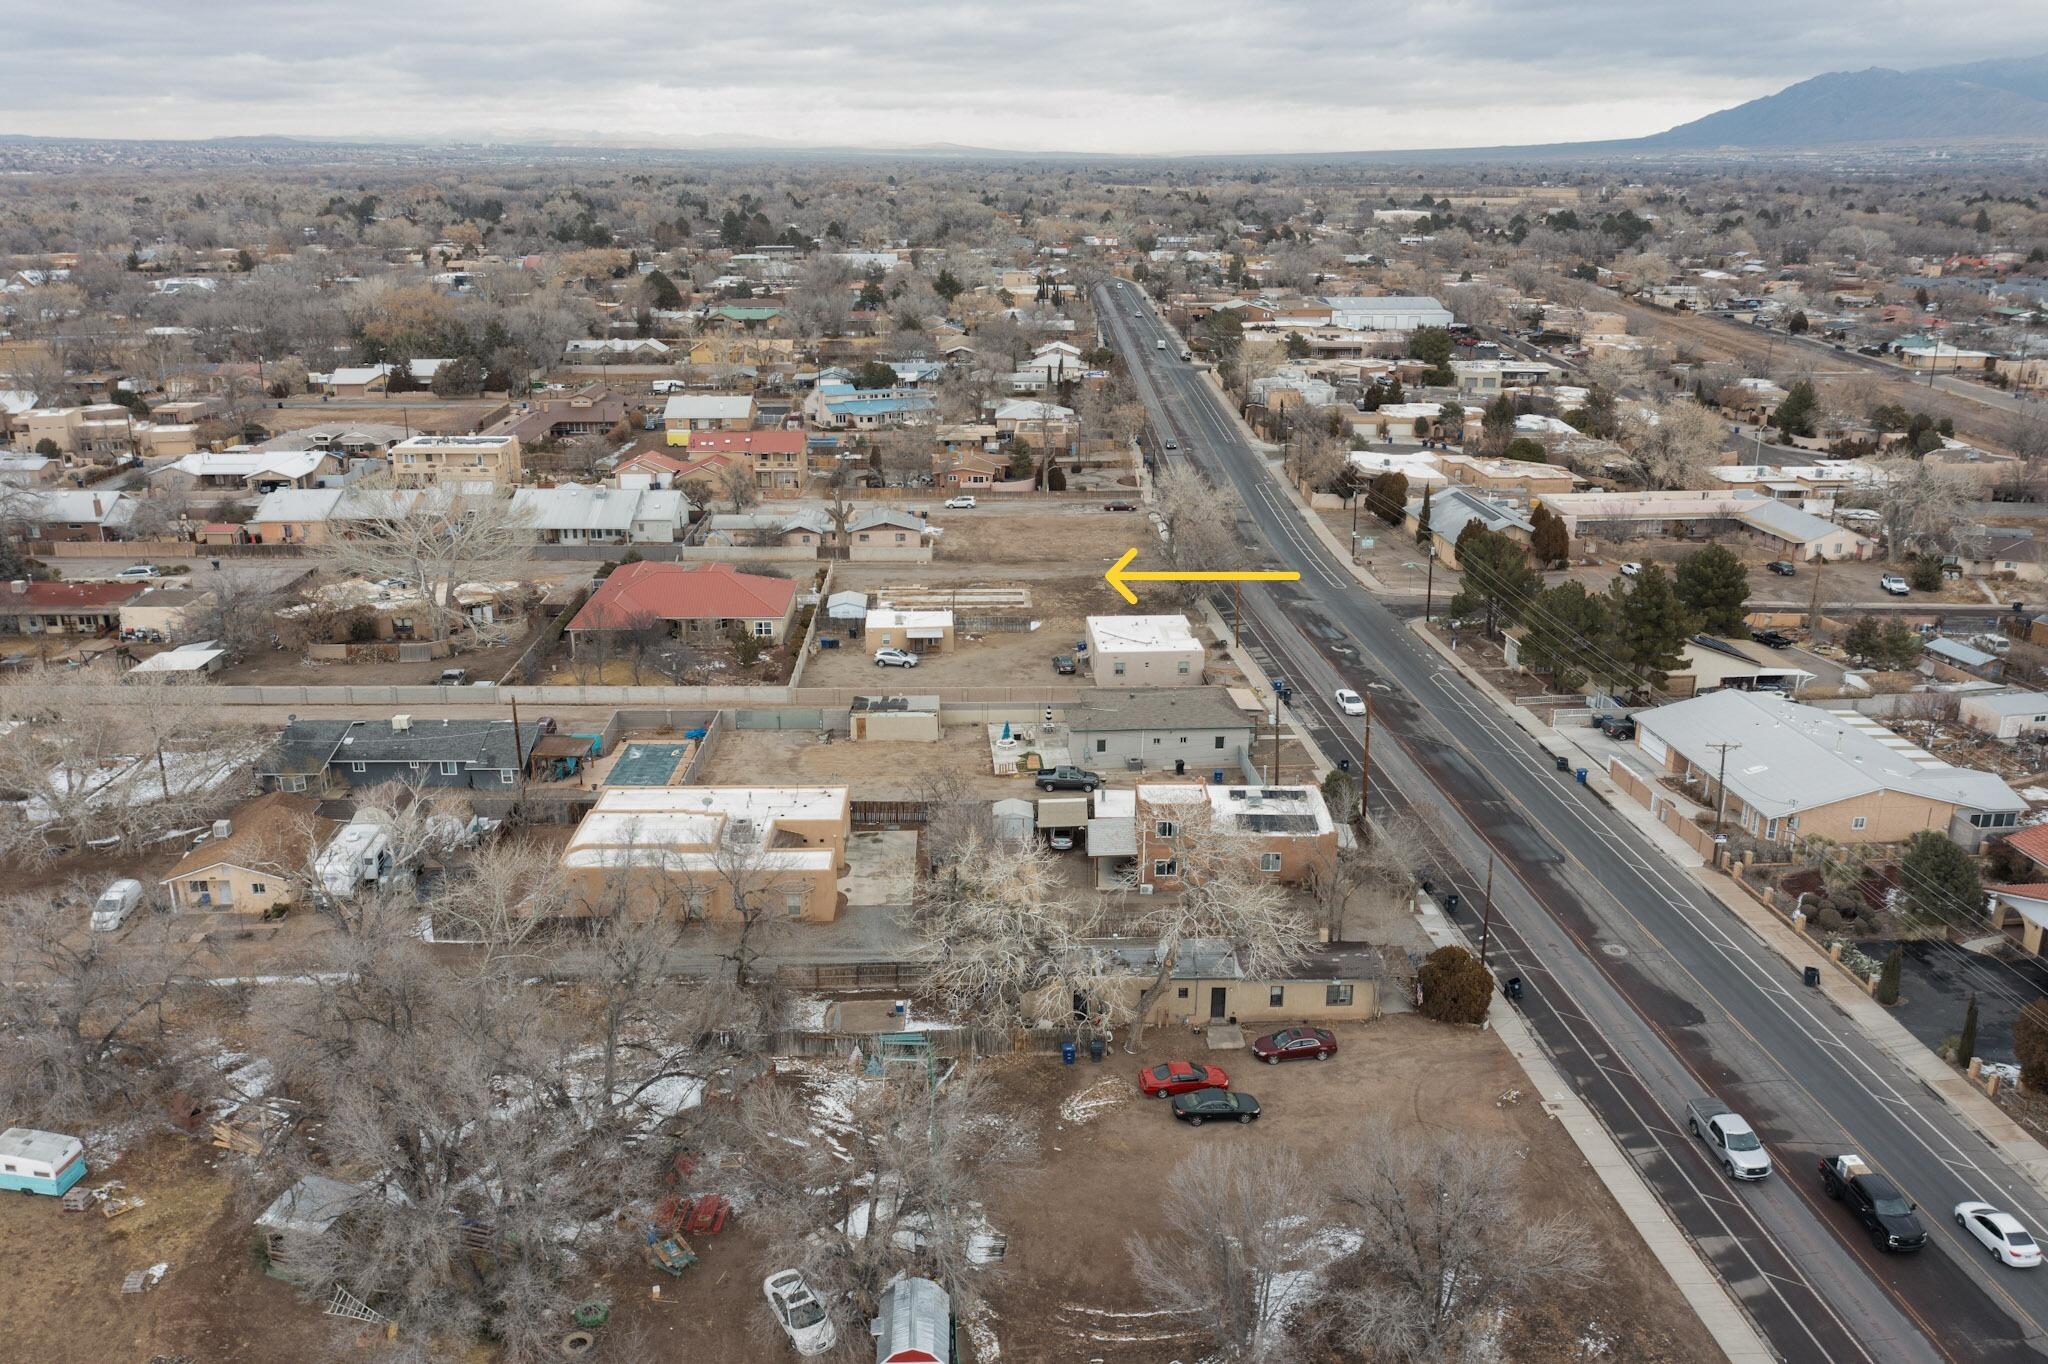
[1765,560,1797,577]
[1819,1153,1927,1252]
[1138,1060,1230,1098]
[1955,1202,2043,1268]
[1334,688,1366,716]
[90,878,143,933]
[1046,828,1075,852]
[1035,766,1103,792]
[1594,713,1636,740]
[1617,562,1643,578]
[1686,1098,1772,1180]
[1750,629,1795,650]
[1171,1089,1260,1126]
[944,494,977,509]
[874,648,920,668]
[437,668,469,685]
[1880,573,1911,596]
[762,1269,837,1355]
[1052,654,1077,675]
[1104,500,1138,512]
[1250,1027,1337,1064]
[114,564,160,582]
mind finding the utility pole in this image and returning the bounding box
[1269,689,1282,785]
[1359,694,1372,827]
[1424,549,1436,623]
[1806,558,1825,641]
[1708,741,1742,869]
[1478,854,1495,967]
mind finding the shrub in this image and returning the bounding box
[1907,556,1943,592]
[1958,993,1980,1069]
[1874,945,1902,1006]
[2016,999,2048,1090]
[1417,945,1493,1025]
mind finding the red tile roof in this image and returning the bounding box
[0,581,144,611]
[568,561,797,632]
[686,429,806,456]
[616,450,733,479]
[2001,822,2048,872]
[1989,883,2048,902]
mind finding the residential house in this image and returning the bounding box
[1131,783,1339,889]
[1960,691,2048,742]
[1631,690,2024,850]
[154,449,340,494]
[566,561,798,650]
[11,489,135,542]
[1951,527,2044,583]
[388,434,523,489]
[486,385,628,445]
[1064,688,1256,776]
[0,579,143,634]
[1448,358,1557,396]
[1984,824,2048,955]
[662,393,758,441]
[934,445,1007,488]
[564,338,671,363]
[612,449,729,491]
[257,716,543,795]
[677,429,806,491]
[18,405,196,460]
[1438,453,1577,503]
[1084,937,1381,1028]
[1319,295,1453,331]
[309,360,452,397]
[846,509,934,559]
[247,487,423,546]
[560,786,850,923]
[160,791,328,915]
[1085,615,1205,686]
[1404,487,1533,569]
[991,398,1076,446]
[119,587,215,641]
[803,383,937,431]
[1661,634,1816,697]
[865,607,953,654]
[509,485,687,545]
[0,453,61,485]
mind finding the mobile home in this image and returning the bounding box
[0,1127,87,1196]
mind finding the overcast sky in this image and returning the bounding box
[8,1,2048,155]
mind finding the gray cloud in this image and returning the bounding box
[5,0,2048,152]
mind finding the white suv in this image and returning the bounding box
[1880,573,1910,596]
[874,647,920,668]
[944,494,977,509]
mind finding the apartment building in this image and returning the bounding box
[387,434,523,489]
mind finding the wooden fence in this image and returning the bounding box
[850,800,931,830]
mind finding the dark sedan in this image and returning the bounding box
[1751,629,1794,650]
[1249,1027,1337,1064]
[1171,1089,1261,1125]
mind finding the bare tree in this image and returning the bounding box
[716,461,760,514]
[317,481,533,643]
[1321,1118,1600,1363]
[1152,463,1247,607]
[1865,458,1973,563]
[1128,1144,1322,1361]
[1620,395,1724,490]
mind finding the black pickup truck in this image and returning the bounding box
[1819,1153,1928,1252]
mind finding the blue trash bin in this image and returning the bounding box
[1061,1041,1077,1065]
[1575,767,1588,784]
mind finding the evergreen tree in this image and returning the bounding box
[1674,544,1750,636]
[1446,527,1538,637]
[1875,945,1902,1006]
[1414,486,1433,546]
[1786,309,1810,335]
[1521,581,1611,690]
[1366,470,1409,526]
[1502,437,1549,463]
[1975,208,1993,234]
[1897,830,1982,930]
[1876,619,1923,670]
[934,268,963,301]
[1842,614,1882,662]
[1773,380,1819,438]
[1530,504,1571,567]
[646,268,682,309]
[1480,394,1516,451]
[1613,564,1689,687]
[1958,992,1980,1067]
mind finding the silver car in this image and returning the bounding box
[763,1269,837,1355]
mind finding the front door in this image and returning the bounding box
[1208,987,1228,1021]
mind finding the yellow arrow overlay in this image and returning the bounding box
[1104,547,1301,605]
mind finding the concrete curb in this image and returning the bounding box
[1407,616,2048,1196]
[1414,895,1776,1364]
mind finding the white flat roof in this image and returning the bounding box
[1087,614,1200,653]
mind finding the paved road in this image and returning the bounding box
[1098,280,2048,1364]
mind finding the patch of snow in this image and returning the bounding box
[787,995,831,1030]
[1057,1077,1128,1125]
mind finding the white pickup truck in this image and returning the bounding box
[1686,1097,1772,1180]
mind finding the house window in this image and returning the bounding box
[251,883,267,894]
[1095,739,1107,754]
[754,620,774,638]
[500,770,515,784]
[1765,818,1779,841]
[1113,660,1126,675]
[1152,736,1161,745]
[784,890,807,918]
[1215,737,1226,749]
[1268,986,1285,1007]
[1152,858,1177,878]
[1176,986,1189,999]
[1260,852,1283,873]
[439,761,460,777]
[1155,819,1178,838]
[348,761,366,774]
[1327,983,1354,1007]
[280,775,308,793]
[1177,660,1190,674]
[1851,816,1868,831]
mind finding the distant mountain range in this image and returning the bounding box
[1638,53,2048,148]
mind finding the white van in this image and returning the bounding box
[90,878,143,932]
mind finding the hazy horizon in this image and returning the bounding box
[9,1,2048,156]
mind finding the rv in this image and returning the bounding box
[0,1127,88,1196]
[314,815,396,903]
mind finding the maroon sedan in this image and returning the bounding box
[1250,1027,1338,1065]
[1138,1060,1231,1098]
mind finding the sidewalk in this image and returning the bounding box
[1414,892,1775,1364]
[1409,617,2048,1194]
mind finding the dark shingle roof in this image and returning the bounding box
[1064,688,1252,735]
[260,718,541,775]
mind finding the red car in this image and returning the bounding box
[1250,1027,1338,1065]
[1138,1060,1230,1098]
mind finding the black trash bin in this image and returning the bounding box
[1802,966,1820,988]
[1505,977,1524,1002]
[1088,1037,1105,1063]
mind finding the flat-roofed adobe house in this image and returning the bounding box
[1084,615,1204,686]
[560,786,851,923]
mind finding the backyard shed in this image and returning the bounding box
[872,1275,952,1364]
[255,1174,372,1281]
